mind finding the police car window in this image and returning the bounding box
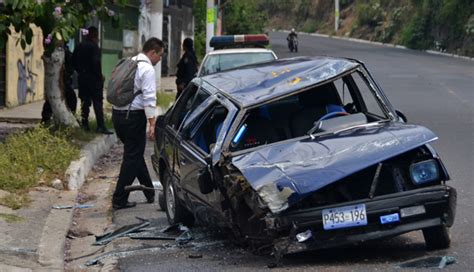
[203,52,275,75]
[169,85,210,130]
[352,72,387,118]
[188,103,228,154]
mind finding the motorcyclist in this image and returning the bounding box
[287,28,298,52]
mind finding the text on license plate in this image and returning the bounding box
[322,204,367,230]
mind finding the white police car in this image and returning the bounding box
[197,34,278,77]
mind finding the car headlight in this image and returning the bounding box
[410,159,439,185]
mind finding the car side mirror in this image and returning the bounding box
[197,166,214,194]
[396,110,407,123]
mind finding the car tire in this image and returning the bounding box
[163,169,194,226]
[158,191,166,211]
[422,225,451,250]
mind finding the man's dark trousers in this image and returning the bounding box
[79,89,105,129]
[112,109,155,205]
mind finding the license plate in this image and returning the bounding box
[322,204,367,230]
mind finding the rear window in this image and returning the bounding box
[200,52,275,76]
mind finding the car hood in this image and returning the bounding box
[231,122,437,214]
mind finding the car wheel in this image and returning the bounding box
[158,191,166,211]
[422,225,451,250]
[163,170,194,226]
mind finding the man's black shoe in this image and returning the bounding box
[96,127,113,135]
[112,201,136,210]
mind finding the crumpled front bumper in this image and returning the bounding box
[272,185,456,255]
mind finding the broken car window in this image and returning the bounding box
[351,72,387,119]
[169,85,210,130]
[228,70,394,153]
[188,104,229,154]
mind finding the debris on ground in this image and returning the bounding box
[124,184,159,193]
[51,178,64,190]
[52,203,94,209]
[127,223,193,243]
[176,225,193,244]
[94,221,151,246]
[85,245,168,266]
[398,256,456,269]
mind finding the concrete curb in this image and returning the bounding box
[277,30,474,62]
[37,133,117,271]
[66,133,117,190]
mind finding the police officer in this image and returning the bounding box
[175,38,198,100]
[73,26,112,134]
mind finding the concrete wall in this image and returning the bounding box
[5,25,45,107]
[163,5,194,75]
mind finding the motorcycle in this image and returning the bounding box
[288,36,298,52]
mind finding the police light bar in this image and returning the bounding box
[210,34,269,49]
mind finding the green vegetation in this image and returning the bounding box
[157,91,175,110]
[401,0,473,54]
[259,0,474,57]
[193,0,207,61]
[192,0,268,59]
[0,213,24,223]
[0,193,30,210]
[0,126,80,193]
[222,0,267,35]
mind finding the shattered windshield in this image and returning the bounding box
[230,70,391,152]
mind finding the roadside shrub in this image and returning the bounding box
[0,126,79,192]
[301,20,319,33]
[355,0,384,28]
[157,91,175,110]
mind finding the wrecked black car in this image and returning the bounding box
[151,57,456,256]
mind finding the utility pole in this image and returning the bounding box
[335,0,340,32]
[150,0,163,82]
[206,0,215,53]
[216,0,222,36]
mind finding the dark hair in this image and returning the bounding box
[183,38,194,51]
[87,26,98,39]
[142,37,165,53]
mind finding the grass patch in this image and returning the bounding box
[44,114,114,144]
[0,126,80,193]
[157,91,175,110]
[0,213,23,223]
[0,193,31,210]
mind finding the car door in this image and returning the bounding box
[176,93,237,213]
[162,84,210,192]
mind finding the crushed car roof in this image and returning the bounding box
[200,56,360,107]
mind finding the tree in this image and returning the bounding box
[0,0,125,126]
[222,0,267,35]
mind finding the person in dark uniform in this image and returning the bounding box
[72,26,112,134]
[41,44,77,123]
[175,38,198,100]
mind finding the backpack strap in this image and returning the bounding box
[125,58,148,119]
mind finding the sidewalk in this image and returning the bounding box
[0,76,176,122]
[0,77,175,271]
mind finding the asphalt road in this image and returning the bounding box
[118,32,474,271]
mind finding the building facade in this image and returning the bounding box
[0,0,194,108]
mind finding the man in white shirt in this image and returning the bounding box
[111,37,165,209]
